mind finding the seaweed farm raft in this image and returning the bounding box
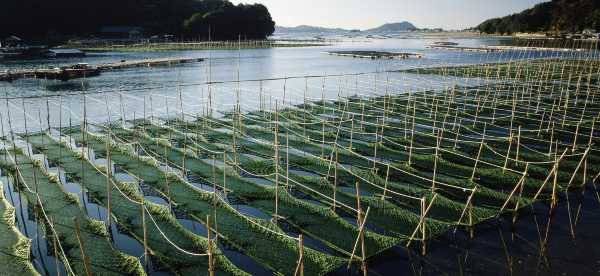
[328,50,423,59]
[0,50,599,276]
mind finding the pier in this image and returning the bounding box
[0,57,203,82]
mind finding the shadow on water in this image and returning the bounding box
[336,182,600,276]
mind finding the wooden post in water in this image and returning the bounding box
[471,139,484,181]
[349,114,355,150]
[355,181,367,276]
[73,217,93,276]
[515,126,521,165]
[433,130,442,191]
[286,133,290,191]
[372,119,379,172]
[333,145,338,212]
[551,156,560,210]
[589,118,596,146]
[141,202,149,270]
[274,102,280,223]
[503,132,513,172]
[206,215,215,276]
[106,129,112,228]
[408,108,416,166]
[294,234,305,276]
[549,122,555,156]
[50,217,61,276]
[454,119,462,150]
[421,197,427,256]
[223,152,228,198]
[382,165,390,200]
[572,122,581,152]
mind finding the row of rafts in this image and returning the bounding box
[0,135,359,276]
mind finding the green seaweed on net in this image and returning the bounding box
[0,146,146,276]
[67,130,352,275]
[27,133,250,276]
[0,181,40,276]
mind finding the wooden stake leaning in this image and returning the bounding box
[73,217,93,276]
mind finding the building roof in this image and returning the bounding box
[2,35,22,42]
[100,26,143,33]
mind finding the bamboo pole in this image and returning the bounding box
[551,156,560,210]
[274,102,279,223]
[549,122,555,156]
[223,152,227,198]
[471,139,484,181]
[372,119,379,172]
[354,180,367,275]
[286,133,290,191]
[294,234,304,276]
[503,132,513,171]
[141,202,149,270]
[207,215,215,276]
[408,107,416,166]
[50,217,61,276]
[349,114,354,150]
[432,130,442,192]
[73,217,93,276]
[515,126,521,165]
[106,129,112,228]
[333,145,338,212]
[421,197,427,255]
[589,118,596,146]
[382,165,390,200]
[566,147,590,189]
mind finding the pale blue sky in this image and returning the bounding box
[230,0,548,30]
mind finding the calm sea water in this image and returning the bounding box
[0,37,573,132]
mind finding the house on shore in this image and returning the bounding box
[0,35,25,48]
[0,36,49,59]
[99,26,144,39]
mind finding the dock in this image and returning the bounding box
[0,57,203,82]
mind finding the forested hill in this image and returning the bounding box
[0,0,275,40]
[477,0,600,34]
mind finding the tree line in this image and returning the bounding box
[0,0,275,41]
[478,0,600,35]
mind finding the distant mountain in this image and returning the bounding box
[478,0,600,34]
[276,21,420,34]
[366,22,418,33]
[275,25,354,33]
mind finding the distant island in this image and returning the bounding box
[275,25,354,34]
[276,21,433,34]
[0,0,275,42]
[477,0,600,36]
[366,22,418,33]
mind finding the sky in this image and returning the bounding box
[230,0,548,30]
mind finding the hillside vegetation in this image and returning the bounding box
[0,0,275,40]
[478,0,600,34]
